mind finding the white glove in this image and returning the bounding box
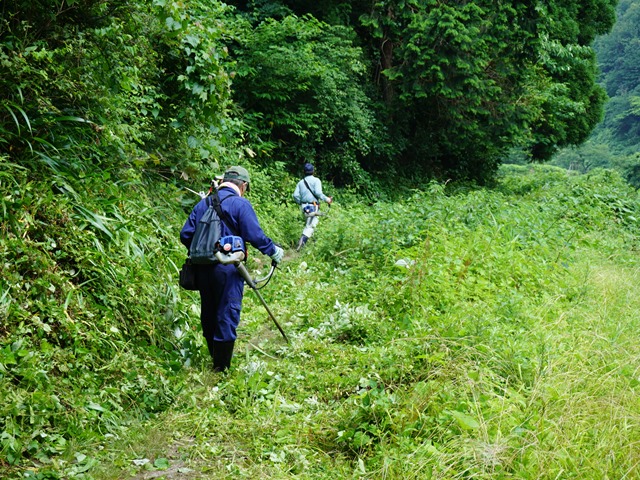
[270,245,284,264]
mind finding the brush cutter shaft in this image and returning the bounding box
[215,251,289,343]
[235,262,256,287]
[185,186,208,199]
[236,263,289,343]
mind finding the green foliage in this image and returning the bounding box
[0,158,192,469]
[150,0,243,172]
[277,0,616,180]
[356,0,541,181]
[596,0,640,97]
[0,0,245,179]
[2,0,623,187]
[3,160,640,478]
[550,141,614,173]
[551,0,640,187]
[232,14,386,184]
[529,41,608,160]
[0,0,161,172]
[0,38,101,168]
[521,0,616,161]
[0,0,638,473]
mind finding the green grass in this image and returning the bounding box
[3,164,640,479]
[91,256,640,479]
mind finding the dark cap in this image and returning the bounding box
[303,163,314,174]
[223,166,251,191]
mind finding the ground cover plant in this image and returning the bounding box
[3,0,639,477]
[3,161,640,479]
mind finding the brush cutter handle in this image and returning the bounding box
[253,263,276,285]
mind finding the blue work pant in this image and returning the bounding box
[196,263,245,342]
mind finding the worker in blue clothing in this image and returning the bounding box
[180,166,284,372]
[293,163,333,251]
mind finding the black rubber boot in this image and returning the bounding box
[212,341,235,372]
[205,338,215,360]
[296,235,308,251]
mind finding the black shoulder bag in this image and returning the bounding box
[179,257,198,290]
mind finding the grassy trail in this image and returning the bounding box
[91,172,640,479]
[93,255,640,480]
[4,165,640,479]
[522,260,640,478]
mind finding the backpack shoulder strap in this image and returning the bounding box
[211,193,240,236]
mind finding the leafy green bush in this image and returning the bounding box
[232,14,386,183]
[0,158,192,468]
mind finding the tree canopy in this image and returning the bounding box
[0,0,620,184]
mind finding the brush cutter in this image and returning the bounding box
[214,237,289,343]
[184,177,223,199]
[184,186,208,199]
[303,202,328,218]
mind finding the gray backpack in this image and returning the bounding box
[189,194,235,264]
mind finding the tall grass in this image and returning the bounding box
[3,163,640,479]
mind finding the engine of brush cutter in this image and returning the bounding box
[219,235,245,253]
[215,236,246,265]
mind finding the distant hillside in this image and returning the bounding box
[551,0,640,186]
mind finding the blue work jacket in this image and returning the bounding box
[180,187,277,257]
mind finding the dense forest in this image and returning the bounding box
[3,0,640,478]
[1,0,622,184]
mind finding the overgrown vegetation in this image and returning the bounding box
[2,162,640,478]
[2,0,639,478]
